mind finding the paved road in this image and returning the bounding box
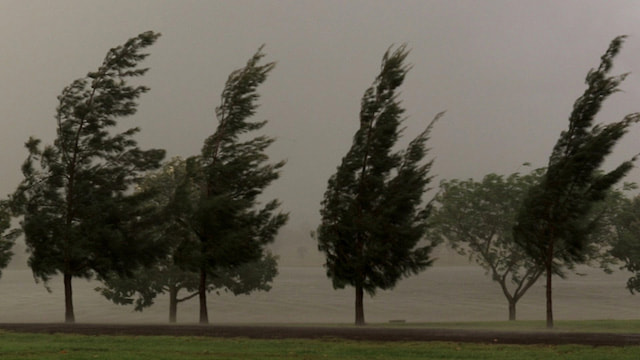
[1,323,640,346]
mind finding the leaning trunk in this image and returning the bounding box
[355,285,365,326]
[169,285,178,323]
[64,272,75,323]
[199,268,208,324]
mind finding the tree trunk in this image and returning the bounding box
[199,268,208,324]
[169,285,178,323]
[545,263,553,329]
[545,236,554,329]
[508,300,516,321]
[64,272,75,323]
[355,285,365,326]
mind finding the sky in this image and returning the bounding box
[2,1,640,265]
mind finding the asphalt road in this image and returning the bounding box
[1,323,640,346]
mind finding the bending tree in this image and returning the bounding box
[97,158,278,323]
[12,31,165,323]
[182,47,287,324]
[317,45,441,325]
[431,169,545,320]
[513,36,639,329]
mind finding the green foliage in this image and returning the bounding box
[609,194,640,293]
[95,159,199,317]
[515,36,639,269]
[11,31,165,321]
[195,46,287,269]
[513,35,639,328]
[431,168,545,319]
[317,45,439,313]
[0,201,20,278]
[176,46,287,323]
[96,158,279,321]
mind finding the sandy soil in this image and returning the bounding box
[1,323,639,346]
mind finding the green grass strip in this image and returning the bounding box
[0,331,639,360]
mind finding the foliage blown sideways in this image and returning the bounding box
[514,35,640,329]
[179,46,288,324]
[317,44,442,325]
[11,31,166,323]
[96,158,279,323]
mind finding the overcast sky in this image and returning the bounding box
[2,1,640,255]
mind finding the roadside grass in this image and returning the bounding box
[380,319,640,333]
[233,319,640,333]
[0,331,639,360]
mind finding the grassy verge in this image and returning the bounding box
[0,331,639,360]
[233,319,640,333]
[379,319,640,333]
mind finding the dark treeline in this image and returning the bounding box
[0,32,639,327]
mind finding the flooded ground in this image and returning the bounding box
[0,266,637,324]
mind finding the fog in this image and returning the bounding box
[1,1,640,322]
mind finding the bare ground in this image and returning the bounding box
[1,323,640,346]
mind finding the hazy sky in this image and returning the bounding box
[2,1,640,258]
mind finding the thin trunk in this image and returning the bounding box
[355,285,365,326]
[64,273,75,323]
[169,285,178,323]
[199,268,208,324]
[545,237,554,329]
[545,263,553,329]
[508,300,516,321]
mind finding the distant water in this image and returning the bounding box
[0,266,637,324]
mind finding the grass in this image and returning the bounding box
[232,319,640,333]
[379,319,640,333]
[1,322,640,360]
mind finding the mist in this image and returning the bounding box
[1,1,640,324]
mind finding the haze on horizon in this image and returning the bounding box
[2,0,640,268]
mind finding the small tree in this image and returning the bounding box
[181,46,288,324]
[609,194,640,293]
[431,169,545,320]
[317,45,441,325]
[12,31,165,323]
[514,36,639,329]
[98,251,278,323]
[97,158,278,323]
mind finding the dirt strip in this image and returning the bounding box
[1,323,639,346]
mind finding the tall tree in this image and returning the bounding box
[513,36,639,329]
[97,158,279,323]
[12,31,165,323]
[431,168,545,320]
[317,45,440,325]
[182,46,287,324]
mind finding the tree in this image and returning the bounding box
[181,46,288,324]
[11,31,165,323]
[98,250,278,323]
[513,36,639,329]
[316,45,440,325]
[609,193,640,293]
[97,158,279,323]
[430,168,545,320]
